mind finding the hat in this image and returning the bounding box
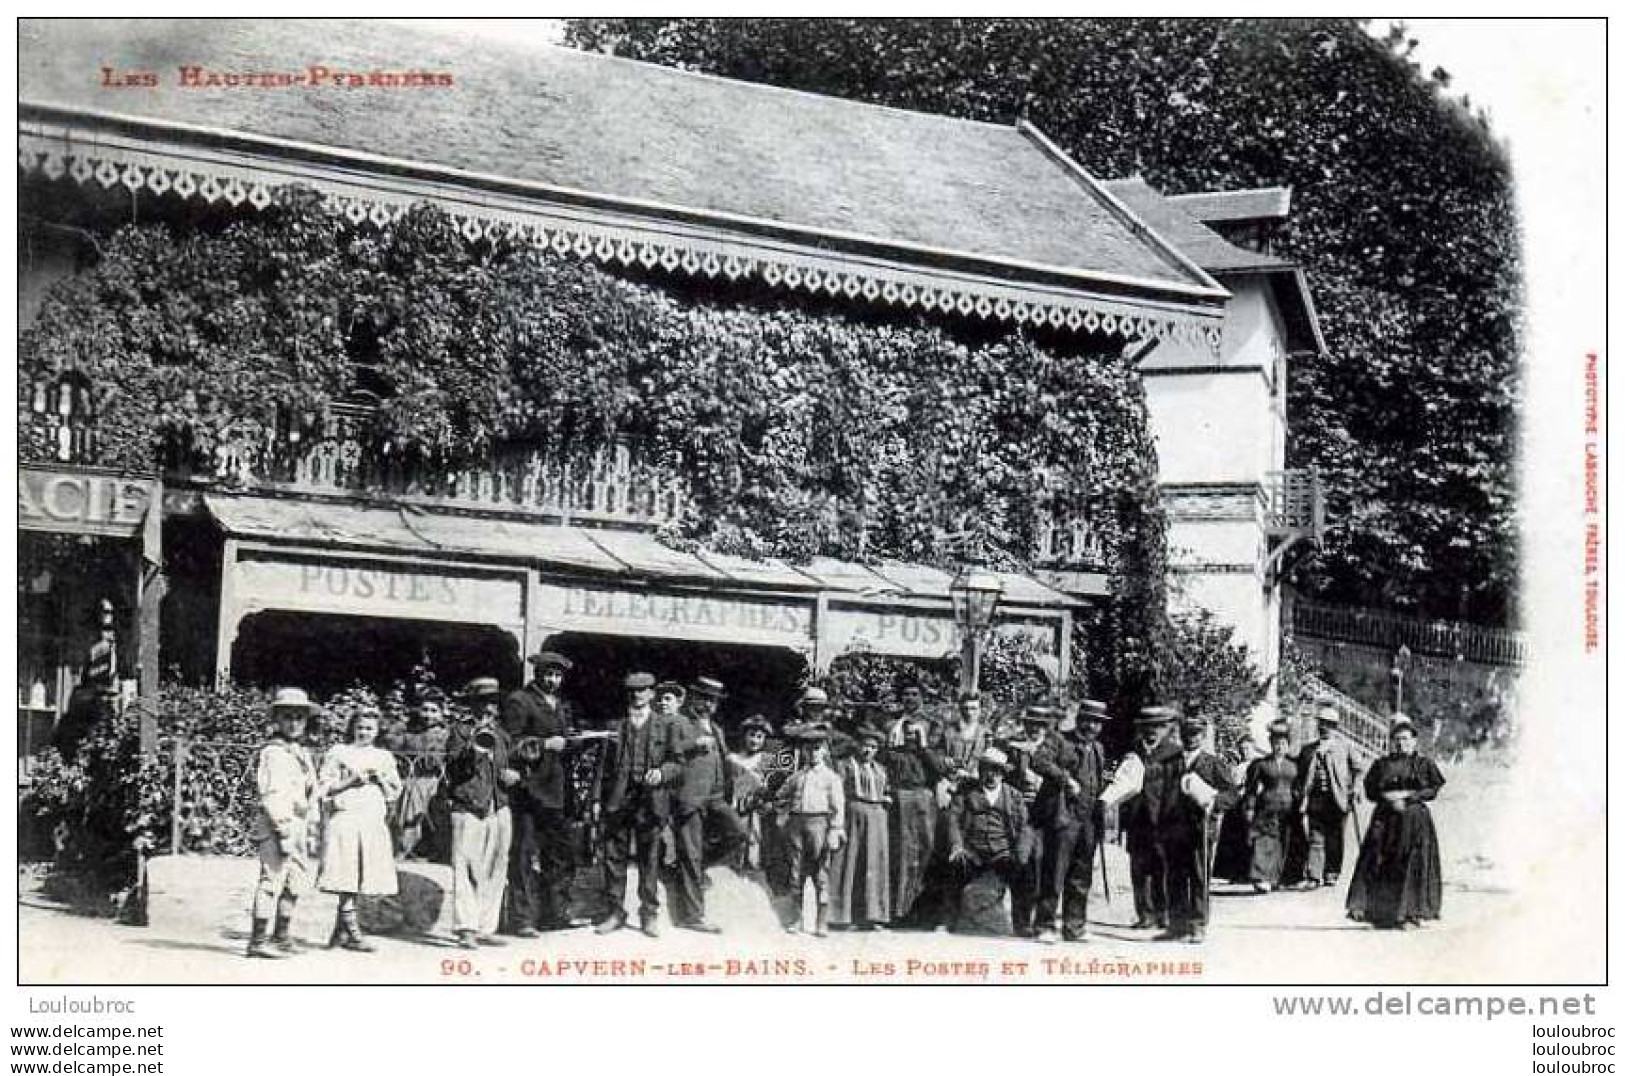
[739,714,774,737]
[1075,699,1109,724]
[1267,719,1292,741]
[528,651,573,671]
[623,671,656,691]
[796,686,831,710]
[1134,705,1177,727]
[459,677,503,700]
[1020,705,1061,726]
[1315,705,1343,726]
[977,747,1012,773]
[271,687,314,712]
[654,680,687,699]
[418,687,447,706]
[1179,715,1209,736]
[856,722,887,745]
[1389,712,1415,732]
[784,721,830,744]
[689,676,727,700]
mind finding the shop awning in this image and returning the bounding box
[204,494,1078,611]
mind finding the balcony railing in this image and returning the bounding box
[1263,467,1325,537]
[169,404,689,529]
[1034,505,1114,571]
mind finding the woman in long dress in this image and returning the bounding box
[1242,722,1298,892]
[318,708,403,952]
[830,725,892,930]
[1345,717,1445,929]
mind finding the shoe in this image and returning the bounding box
[870,923,889,933]
[1185,929,1206,944]
[1036,929,1060,945]
[679,920,722,935]
[513,926,541,939]
[456,931,479,950]
[1325,874,1340,885]
[785,920,802,935]
[933,924,950,934]
[270,914,300,955]
[476,934,507,947]
[595,912,627,936]
[1131,916,1155,930]
[246,918,286,960]
[1154,928,1187,942]
[1063,928,1090,943]
[1253,882,1273,894]
[813,905,829,938]
[331,907,376,953]
[639,916,662,939]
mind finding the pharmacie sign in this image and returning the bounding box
[18,465,160,539]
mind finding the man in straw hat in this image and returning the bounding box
[1294,703,1365,888]
[246,687,319,958]
[502,650,584,935]
[1157,715,1239,943]
[595,672,678,938]
[444,677,519,949]
[1119,705,1184,931]
[945,746,1030,934]
[665,676,747,933]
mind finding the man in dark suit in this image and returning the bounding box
[1156,715,1240,943]
[1006,704,1064,938]
[1032,699,1109,943]
[946,747,1030,934]
[501,650,584,936]
[1120,706,1184,930]
[1294,705,1364,887]
[595,671,678,938]
[666,676,747,933]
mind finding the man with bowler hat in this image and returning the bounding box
[444,677,518,948]
[1032,699,1110,943]
[502,650,585,934]
[666,676,747,932]
[1294,704,1364,887]
[596,671,678,937]
[1120,705,1184,930]
[1157,715,1239,942]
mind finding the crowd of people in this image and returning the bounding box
[242,652,1446,958]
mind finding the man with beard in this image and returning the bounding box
[945,747,1030,934]
[1294,705,1364,888]
[665,677,747,933]
[1115,706,1184,931]
[502,650,585,936]
[1157,715,1239,943]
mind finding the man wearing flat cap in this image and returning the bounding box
[1006,704,1064,938]
[1293,703,1364,888]
[502,650,583,935]
[1156,716,1239,942]
[444,677,519,948]
[665,676,747,933]
[595,672,679,937]
[1119,705,1185,931]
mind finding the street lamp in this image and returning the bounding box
[1389,644,1412,715]
[951,568,1004,695]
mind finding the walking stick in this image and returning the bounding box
[1097,807,1112,903]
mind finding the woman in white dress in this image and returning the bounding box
[318,708,403,952]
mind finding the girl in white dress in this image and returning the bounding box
[318,708,403,952]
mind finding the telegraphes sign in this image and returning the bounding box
[533,583,815,648]
[232,552,526,628]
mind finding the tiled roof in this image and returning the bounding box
[20,18,1214,296]
[1168,186,1293,225]
[1103,178,1294,274]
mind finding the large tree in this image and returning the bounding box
[565,18,1522,626]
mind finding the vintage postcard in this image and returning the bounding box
[12,17,1606,993]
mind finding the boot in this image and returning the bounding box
[813,903,829,938]
[330,905,376,953]
[246,917,285,959]
[271,913,299,955]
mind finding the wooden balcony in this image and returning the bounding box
[1034,506,1114,572]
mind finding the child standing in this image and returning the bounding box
[774,725,845,937]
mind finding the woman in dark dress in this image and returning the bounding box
[1346,717,1445,929]
[1243,722,1299,892]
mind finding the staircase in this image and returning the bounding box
[1289,675,1389,765]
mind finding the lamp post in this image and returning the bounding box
[951,568,1004,696]
[1389,644,1412,715]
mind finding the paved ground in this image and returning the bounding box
[16,842,1576,986]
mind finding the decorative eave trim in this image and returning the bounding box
[19,104,1227,352]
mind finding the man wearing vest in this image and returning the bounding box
[596,671,679,938]
[1033,699,1109,943]
[666,676,747,933]
[502,650,585,935]
[1294,705,1364,887]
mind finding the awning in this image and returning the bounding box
[203,493,1077,610]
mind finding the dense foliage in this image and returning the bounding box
[564,18,1522,626]
[20,195,1202,712]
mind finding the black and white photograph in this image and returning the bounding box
[10,15,1605,1005]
